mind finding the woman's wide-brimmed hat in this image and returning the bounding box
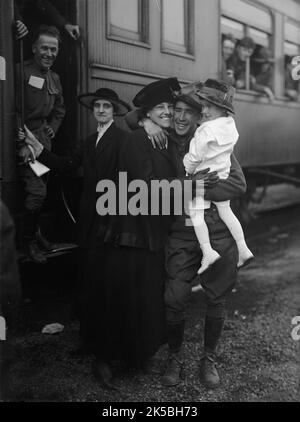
[77,88,132,116]
[176,81,204,112]
[253,47,275,63]
[133,77,181,110]
[195,79,236,114]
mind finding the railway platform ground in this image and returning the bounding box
[6,185,300,402]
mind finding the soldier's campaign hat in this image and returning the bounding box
[133,77,181,110]
[195,79,236,114]
[176,81,204,112]
[78,88,132,116]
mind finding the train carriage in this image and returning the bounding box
[1,0,300,244]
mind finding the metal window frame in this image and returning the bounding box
[106,0,150,48]
[161,0,195,60]
[221,12,274,93]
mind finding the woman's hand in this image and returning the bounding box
[143,118,168,150]
[192,168,220,189]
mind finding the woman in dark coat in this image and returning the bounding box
[21,88,131,386]
[85,78,181,370]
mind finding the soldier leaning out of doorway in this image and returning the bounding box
[17,25,65,263]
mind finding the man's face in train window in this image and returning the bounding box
[237,45,254,61]
[223,39,236,61]
[93,100,114,125]
[173,101,200,137]
[32,35,59,71]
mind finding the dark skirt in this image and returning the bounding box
[79,244,166,365]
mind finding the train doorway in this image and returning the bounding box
[13,0,82,248]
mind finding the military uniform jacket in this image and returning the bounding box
[17,60,65,147]
[38,123,127,248]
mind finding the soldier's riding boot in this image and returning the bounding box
[199,316,225,389]
[199,352,220,389]
[161,321,185,387]
[24,211,47,264]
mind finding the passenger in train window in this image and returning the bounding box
[227,36,256,90]
[221,33,237,85]
[251,47,275,102]
[285,56,299,102]
[17,25,65,264]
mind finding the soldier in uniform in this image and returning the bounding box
[126,83,247,389]
[17,25,65,263]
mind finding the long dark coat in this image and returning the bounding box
[86,129,177,364]
[38,123,127,249]
[38,123,128,346]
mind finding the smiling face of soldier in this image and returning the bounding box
[32,34,59,71]
[173,100,201,137]
[93,99,114,125]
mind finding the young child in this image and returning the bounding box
[183,79,253,287]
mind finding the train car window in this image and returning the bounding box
[248,28,270,48]
[221,0,274,98]
[221,16,244,40]
[284,20,300,101]
[107,0,149,44]
[161,0,194,57]
[221,0,272,33]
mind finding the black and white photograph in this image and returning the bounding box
[0,0,300,405]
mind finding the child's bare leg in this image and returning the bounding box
[214,201,254,268]
[189,203,221,278]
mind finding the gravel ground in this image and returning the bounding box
[8,204,300,402]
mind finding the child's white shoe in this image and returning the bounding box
[197,250,221,275]
[237,247,254,268]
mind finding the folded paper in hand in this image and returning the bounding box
[29,160,50,177]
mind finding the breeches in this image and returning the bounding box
[164,234,238,322]
[19,165,48,212]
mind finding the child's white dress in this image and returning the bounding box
[183,116,239,210]
[183,115,253,281]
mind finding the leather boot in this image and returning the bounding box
[199,353,220,389]
[161,352,183,387]
[24,211,47,264]
[161,321,185,387]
